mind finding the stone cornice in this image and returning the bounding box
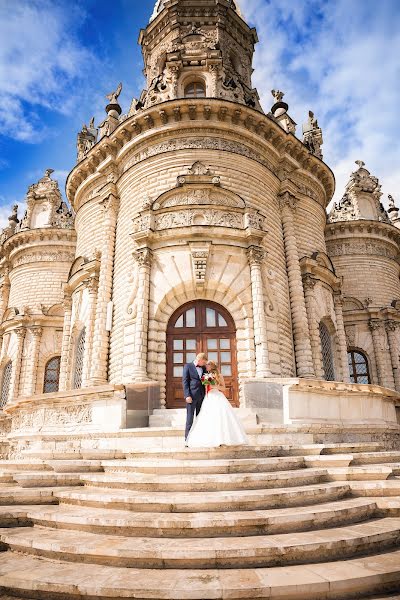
[325,219,400,248]
[2,227,76,259]
[66,98,335,207]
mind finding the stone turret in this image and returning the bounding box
[328,160,389,224]
[135,0,262,112]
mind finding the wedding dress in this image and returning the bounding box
[186,385,249,448]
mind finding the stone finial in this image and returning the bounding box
[270,89,296,134]
[44,168,54,178]
[302,110,323,160]
[355,160,365,169]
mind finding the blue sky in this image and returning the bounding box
[0,0,399,226]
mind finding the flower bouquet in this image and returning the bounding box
[201,373,216,387]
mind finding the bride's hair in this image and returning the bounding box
[206,361,223,385]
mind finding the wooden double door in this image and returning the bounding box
[166,300,238,408]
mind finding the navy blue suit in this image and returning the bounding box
[183,362,206,439]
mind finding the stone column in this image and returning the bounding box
[369,320,394,389]
[25,326,42,396]
[385,320,400,391]
[279,193,315,378]
[333,292,351,383]
[0,267,10,323]
[81,276,99,387]
[302,275,324,378]
[247,245,272,377]
[132,247,153,380]
[59,296,72,391]
[89,194,119,386]
[10,328,26,400]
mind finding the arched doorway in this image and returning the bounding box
[166,300,238,408]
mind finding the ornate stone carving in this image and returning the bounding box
[246,211,265,231]
[13,251,75,267]
[77,122,97,162]
[190,245,210,288]
[133,214,152,233]
[11,404,93,433]
[302,111,323,160]
[123,137,275,176]
[154,209,243,231]
[155,187,244,210]
[326,241,397,259]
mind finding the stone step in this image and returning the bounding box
[22,449,124,460]
[56,482,351,512]
[12,472,83,488]
[375,498,400,516]
[101,455,306,474]
[47,460,103,473]
[1,549,400,598]
[321,442,385,454]
[0,505,50,528]
[2,517,400,568]
[327,466,393,481]
[0,486,64,506]
[351,451,400,465]
[0,460,51,472]
[304,454,353,468]
[351,480,400,496]
[124,444,325,460]
[80,468,328,492]
[0,473,14,484]
[28,497,377,537]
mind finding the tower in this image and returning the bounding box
[135,0,262,112]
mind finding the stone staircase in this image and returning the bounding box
[0,442,399,598]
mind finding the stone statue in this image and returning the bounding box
[271,89,284,103]
[302,111,323,160]
[106,82,122,105]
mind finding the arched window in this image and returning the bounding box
[319,322,335,381]
[0,361,12,409]
[43,356,61,393]
[74,328,86,389]
[184,81,206,98]
[348,349,370,384]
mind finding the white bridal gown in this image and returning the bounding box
[186,386,249,448]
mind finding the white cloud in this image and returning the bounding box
[242,0,400,207]
[0,0,98,142]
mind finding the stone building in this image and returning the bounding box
[0,0,399,435]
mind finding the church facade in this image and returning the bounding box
[1,0,399,435]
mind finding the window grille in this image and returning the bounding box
[74,329,86,389]
[0,362,12,409]
[319,322,335,381]
[43,356,61,393]
[348,350,370,384]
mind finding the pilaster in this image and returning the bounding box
[247,245,272,377]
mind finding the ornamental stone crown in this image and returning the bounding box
[0,170,74,246]
[328,161,390,224]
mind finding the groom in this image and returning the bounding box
[182,352,208,440]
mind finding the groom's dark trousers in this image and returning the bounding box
[183,362,206,439]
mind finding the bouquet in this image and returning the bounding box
[201,373,216,387]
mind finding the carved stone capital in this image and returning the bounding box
[247,245,266,266]
[134,247,153,267]
[369,319,383,332]
[29,326,43,339]
[101,193,120,216]
[302,274,317,290]
[15,328,26,340]
[278,192,297,212]
[385,320,399,333]
[86,276,99,294]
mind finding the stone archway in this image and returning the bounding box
[166,300,238,408]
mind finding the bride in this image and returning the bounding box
[186,361,249,448]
